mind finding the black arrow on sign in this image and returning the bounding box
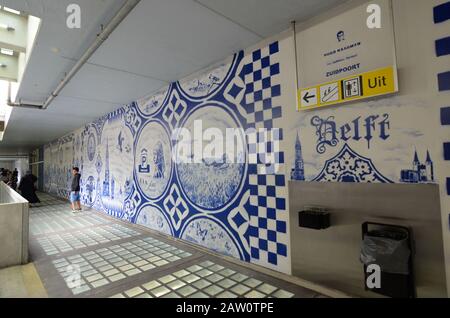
[303,91,316,103]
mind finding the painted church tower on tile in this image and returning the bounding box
[291,133,305,181]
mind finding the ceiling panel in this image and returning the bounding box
[195,0,345,37]
[16,54,76,102]
[60,62,167,105]
[88,0,262,83]
[2,96,118,147]
[44,96,121,119]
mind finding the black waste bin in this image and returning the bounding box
[360,222,415,298]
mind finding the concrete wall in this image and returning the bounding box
[0,182,29,269]
[289,181,447,297]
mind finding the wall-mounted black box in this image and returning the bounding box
[298,210,330,230]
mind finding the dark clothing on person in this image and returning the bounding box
[8,176,17,191]
[18,173,40,203]
[0,171,8,183]
[71,173,81,192]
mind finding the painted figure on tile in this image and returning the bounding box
[117,131,125,153]
[124,178,132,196]
[153,142,165,179]
[84,176,96,205]
[189,74,221,95]
[87,133,96,161]
[146,99,159,114]
[138,148,151,174]
[181,218,241,259]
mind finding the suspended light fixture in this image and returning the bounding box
[3,7,21,15]
[0,23,15,31]
[0,48,14,56]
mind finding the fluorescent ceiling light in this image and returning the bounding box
[0,23,14,31]
[3,7,21,15]
[0,48,13,56]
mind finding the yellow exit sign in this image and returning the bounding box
[298,66,398,111]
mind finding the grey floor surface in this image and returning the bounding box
[29,193,326,298]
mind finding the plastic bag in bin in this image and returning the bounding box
[360,230,411,275]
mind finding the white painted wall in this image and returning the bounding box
[280,0,450,292]
[0,160,14,171]
[14,158,29,181]
[0,54,19,82]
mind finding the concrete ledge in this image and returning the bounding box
[0,182,29,269]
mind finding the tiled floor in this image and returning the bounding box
[29,193,326,298]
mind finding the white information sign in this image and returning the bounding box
[296,0,397,90]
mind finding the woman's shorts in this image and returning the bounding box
[70,191,80,203]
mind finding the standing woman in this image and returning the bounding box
[18,170,40,204]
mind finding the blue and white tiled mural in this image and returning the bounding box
[287,96,439,185]
[44,42,290,272]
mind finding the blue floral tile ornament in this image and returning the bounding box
[313,143,394,183]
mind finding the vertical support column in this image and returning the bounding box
[434,0,450,295]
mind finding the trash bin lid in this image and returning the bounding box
[366,229,408,241]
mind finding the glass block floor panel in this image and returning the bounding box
[111,261,295,299]
[36,224,141,255]
[51,238,192,295]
